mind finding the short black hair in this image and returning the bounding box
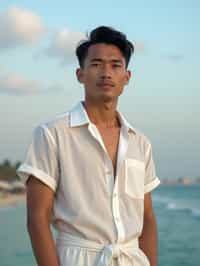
[76,26,134,68]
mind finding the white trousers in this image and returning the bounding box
[56,231,150,266]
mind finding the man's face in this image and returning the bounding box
[76,43,131,102]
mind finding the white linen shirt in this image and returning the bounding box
[17,101,160,266]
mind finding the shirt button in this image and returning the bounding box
[113,192,117,197]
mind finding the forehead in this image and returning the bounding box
[86,43,125,62]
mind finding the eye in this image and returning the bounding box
[112,64,121,68]
[91,63,99,67]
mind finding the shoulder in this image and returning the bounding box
[35,110,70,133]
[119,111,152,150]
[31,110,71,145]
[128,124,153,155]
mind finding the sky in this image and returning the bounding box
[0,1,199,180]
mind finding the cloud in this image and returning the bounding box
[0,72,63,95]
[0,72,42,94]
[43,30,146,65]
[43,28,85,65]
[0,6,45,49]
[167,54,184,62]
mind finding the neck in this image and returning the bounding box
[83,98,120,128]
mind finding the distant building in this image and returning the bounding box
[161,178,178,185]
[195,177,200,184]
[178,176,190,185]
[0,181,13,192]
[0,180,25,193]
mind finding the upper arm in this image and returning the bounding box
[144,141,160,194]
[17,125,59,192]
[26,175,55,226]
[143,192,155,221]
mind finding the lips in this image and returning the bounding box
[96,82,115,87]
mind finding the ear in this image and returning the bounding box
[124,70,131,85]
[76,68,84,84]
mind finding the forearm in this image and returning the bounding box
[28,218,59,266]
[139,215,158,266]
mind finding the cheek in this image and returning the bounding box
[83,74,97,89]
[117,75,128,86]
[84,71,96,82]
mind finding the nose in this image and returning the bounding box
[99,64,112,79]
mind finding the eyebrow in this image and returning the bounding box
[90,58,124,64]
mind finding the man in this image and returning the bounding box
[17,26,160,266]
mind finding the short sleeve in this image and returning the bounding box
[16,125,59,192]
[144,142,160,194]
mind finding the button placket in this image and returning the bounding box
[104,158,114,196]
[112,181,120,240]
[112,174,126,243]
[89,121,127,242]
[89,124,116,197]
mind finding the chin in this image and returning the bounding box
[99,94,116,102]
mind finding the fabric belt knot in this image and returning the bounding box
[56,231,150,266]
[104,243,129,265]
[110,243,120,259]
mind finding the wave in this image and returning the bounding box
[167,203,200,219]
[153,195,200,220]
[191,209,200,219]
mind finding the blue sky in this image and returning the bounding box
[0,1,199,180]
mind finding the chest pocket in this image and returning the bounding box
[125,158,145,199]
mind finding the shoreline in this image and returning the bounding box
[0,193,26,208]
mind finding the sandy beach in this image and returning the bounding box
[0,193,26,208]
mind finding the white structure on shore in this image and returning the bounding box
[0,181,25,193]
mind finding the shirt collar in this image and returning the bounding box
[69,101,136,134]
[69,101,90,127]
[117,111,136,134]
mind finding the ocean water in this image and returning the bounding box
[0,185,200,266]
[154,185,200,266]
